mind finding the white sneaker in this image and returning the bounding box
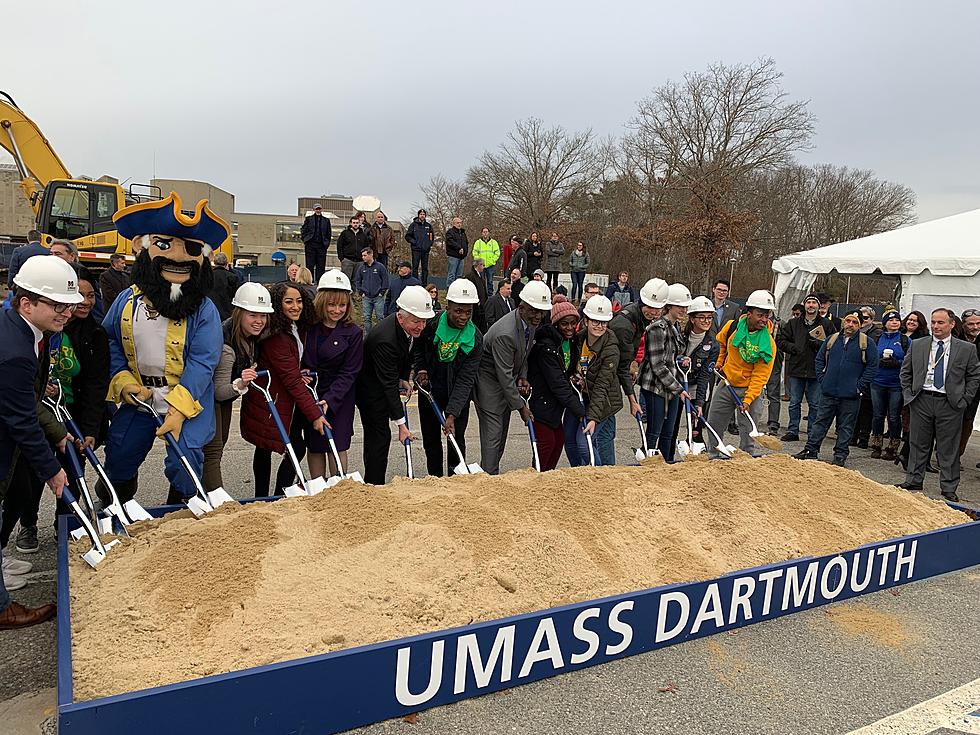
[2,570,27,591]
[2,556,33,575]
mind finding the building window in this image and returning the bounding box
[276,222,303,244]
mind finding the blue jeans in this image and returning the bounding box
[870,384,903,439]
[361,294,384,334]
[803,395,860,459]
[594,415,616,466]
[484,266,495,295]
[446,256,464,286]
[570,271,585,301]
[641,389,681,460]
[788,376,821,434]
[563,410,590,467]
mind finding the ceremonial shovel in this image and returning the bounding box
[416,383,483,475]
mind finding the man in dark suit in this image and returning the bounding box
[464,258,489,332]
[0,256,76,629]
[485,279,515,329]
[6,229,48,288]
[711,278,740,332]
[300,204,332,282]
[897,308,980,501]
[474,280,553,474]
[206,252,240,321]
[355,285,435,484]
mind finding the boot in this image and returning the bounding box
[869,434,883,459]
[882,437,899,462]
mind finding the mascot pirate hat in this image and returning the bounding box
[113,191,230,250]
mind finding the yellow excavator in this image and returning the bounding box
[0,90,233,269]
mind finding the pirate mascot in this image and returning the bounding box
[101,192,225,504]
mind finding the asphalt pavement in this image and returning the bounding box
[1,398,978,734]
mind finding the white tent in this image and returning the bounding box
[771,208,980,319]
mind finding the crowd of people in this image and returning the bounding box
[1,210,979,632]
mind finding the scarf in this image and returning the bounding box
[730,315,773,364]
[433,312,477,362]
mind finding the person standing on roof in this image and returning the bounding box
[414,279,484,477]
[301,204,332,283]
[705,290,777,459]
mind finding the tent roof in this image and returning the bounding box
[771,208,980,277]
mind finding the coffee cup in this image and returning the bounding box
[883,349,894,359]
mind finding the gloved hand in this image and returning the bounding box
[155,407,187,441]
[120,384,153,406]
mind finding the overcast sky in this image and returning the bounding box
[4,1,979,230]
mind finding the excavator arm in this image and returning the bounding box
[0,90,72,214]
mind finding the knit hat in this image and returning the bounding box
[552,294,569,304]
[803,293,820,304]
[551,300,579,324]
[842,311,861,323]
[882,309,900,324]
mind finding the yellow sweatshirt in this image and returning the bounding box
[715,317,776,405]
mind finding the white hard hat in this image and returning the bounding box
[519,280,552,311]
[666,283,693,307]
[746,289,776,311]
[318,268,352,292]
[396,284,435,319]
[446,279,480,304]
[13,255,84,304]
[232,282,274,313]
[639,278,669,308]
[582,295,614,322]
[687,295,715,314]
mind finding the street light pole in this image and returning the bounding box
[729,256,737,293]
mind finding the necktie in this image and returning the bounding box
[506,299,512,312]
[36,336,46,359]
[524,326,531,351]
[934,341,946,389]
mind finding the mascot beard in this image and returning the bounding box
[130,248,214,321]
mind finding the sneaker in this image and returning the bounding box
[780,432,800,442]
[15,526,38,554]
[793,449,816,460]
[1,556,32,575]
[2,570,27,591]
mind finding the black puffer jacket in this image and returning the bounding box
[528,324,585,428]
[777,315,838,379]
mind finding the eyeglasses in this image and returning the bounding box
[38,297,77,314]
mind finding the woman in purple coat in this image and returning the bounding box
[303,269,364,479]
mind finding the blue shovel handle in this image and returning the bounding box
[526,418,537,443]
[62,438,86,482]
[62,487,77,506]
[254,370,294,444]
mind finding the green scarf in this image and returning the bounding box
[730,315,773,364]
[433,312,477,362]
[50,332,81,403]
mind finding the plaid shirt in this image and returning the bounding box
[638,317,685,396]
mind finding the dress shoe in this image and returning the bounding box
[780,432,800,442]
[941,491,961,503]
[793,449,816,460]
[895,481,924,491]
[2,556,32,575]
[832,457,846,467]
[857,438,869,449]
[0,601,56,630]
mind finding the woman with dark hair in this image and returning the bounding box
[670,296,719,447]
[303,270,363,480]
[902,311,929,340]
[524,231,543,274]
[241,281,325,496]
[426,284,443,313]
[202,282,271,493]
[869,309,908,461]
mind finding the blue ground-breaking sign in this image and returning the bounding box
[57,515,980,735]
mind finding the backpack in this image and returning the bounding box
[825,331,868,363]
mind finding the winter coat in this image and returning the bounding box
[99,267,131,311]
[371,222,396,258]
[354,261,390,298]
[683,329,720,408]
[608,301,649,398]
[385,273,421,316]
[506,247,528,277]
[715,317,776,406]
[872,330,909,389]
[404,217,434,253]
[472,238,500,268]
[337,225,372,262]
[524,239,543,273]
[528,324,585,428]
[638,317,684,397]
[301,213,332,246]
[569,249,590,272]
[214,319,256,403]
[413,317,485,419]
[579,329,622,422]
[816,331,879,399]
[777,315,838,379]
[544,239,565,272]
[240,329,322,453]
[445,226,468,259]
[605,281,639,310]
[58,315,110,442]
[464,268,489,332]
[208,266,240,322]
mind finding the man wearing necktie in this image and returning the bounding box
[897,308,980,501]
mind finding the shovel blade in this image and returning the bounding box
[207,487,237,508]
[466,463,484,474]
[306,477,329,495]
[677,441,690,458]
[345,471,365,483]
[647,449,659,458]
[634,447,645,461]
[691,442,706,455]
[80,548,106,569]
[325,476,342,489]
[453,462,471,476]
[122,499,153,522]
[185,496,214,517]
[282,483,307,498]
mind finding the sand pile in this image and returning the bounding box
[68,455,966,700]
